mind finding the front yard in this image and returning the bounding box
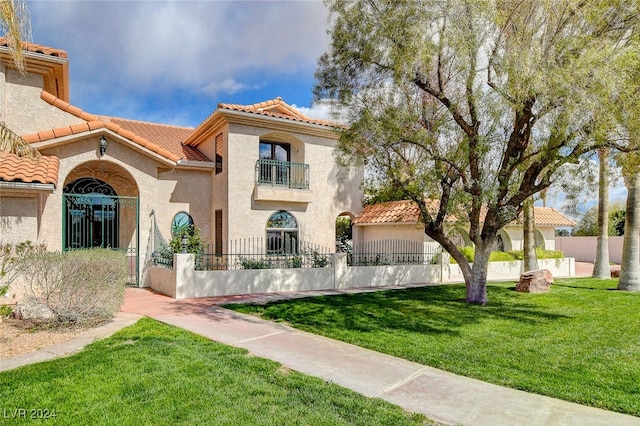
[0,317,429,425]
[230,278,640,417]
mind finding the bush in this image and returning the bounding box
[489,251,516,262]
[167,226,203,255]
[0,304,12,319]
[450,246,564,263]
[0,241,47,290]
[16,248,127,326]
[507,248,564,260]
[240,258,271,269]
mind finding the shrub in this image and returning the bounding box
[507,248,564,260]
[0,241,47,290]
[489,251,517,262]
[240,258,271,269]
[168,226,203,255]
[16,248,127,326]
[308,250,331,268]
[0,304,12,319]
[458,246,475,263]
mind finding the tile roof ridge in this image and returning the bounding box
[29,92,181,163]
[40,91,98,122]
[100,115,195,131]
[217,97,338,128]
[0,37,68,59]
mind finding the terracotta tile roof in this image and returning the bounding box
[101,117,207,162]
[22,91,210,163]
[218,97,336,128]
[517,207,577,227]
[0,37,68,58]
[0,151,59,186]
[353,200,422,225]
[354,200,576,227]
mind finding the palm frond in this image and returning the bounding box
[0,123,39,159]
[0,0,32,72]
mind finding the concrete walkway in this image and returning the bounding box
[3,283,638,425]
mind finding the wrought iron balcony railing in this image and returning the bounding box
[255,159,310,190]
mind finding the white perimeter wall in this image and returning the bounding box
[556,236,626,264]
[151,254,575,299]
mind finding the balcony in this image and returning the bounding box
[254,159,312,203]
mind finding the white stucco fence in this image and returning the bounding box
[555,236,626,264]
[148,253,575,299]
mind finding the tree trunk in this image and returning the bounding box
[618,171,640,291]
[523,197,538,272]
[466,244,490,304]
[593,148,611,278]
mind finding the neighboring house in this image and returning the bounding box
[0,40,363,285]
[352,199,576,252]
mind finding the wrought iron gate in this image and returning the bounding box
[62,193,139,285]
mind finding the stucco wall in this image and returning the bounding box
[3,69,85,135]
[355,223,428,245]
[555,236,626,264]
[33,133,212,285]
[447,257,575,282]
[225,123,363,250]
[0,195,39,243]
[356,223,557,252]
[153,254,574,299]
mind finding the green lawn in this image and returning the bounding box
[0,318,430,425]
[230,278,640,416]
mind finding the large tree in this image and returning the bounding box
[315,0,640,303]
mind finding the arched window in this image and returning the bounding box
[493,229,512,252]
[171,212,194,238]
[534,229,545,250]
[266,211,298,254]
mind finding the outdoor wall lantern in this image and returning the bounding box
[99,136,107,156]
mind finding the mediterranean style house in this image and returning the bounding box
[0,40,363,286]
[352,200,576,252]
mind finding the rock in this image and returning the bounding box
[610,266,621,278]
[12,297,55,321]
[516,269,553,293]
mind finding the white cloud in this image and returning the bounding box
[31,1,330,95]
[202,78,259,96]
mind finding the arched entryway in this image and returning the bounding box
[62,161,140,285]
[335,212,354,252]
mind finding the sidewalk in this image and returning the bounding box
[120,287,640,426]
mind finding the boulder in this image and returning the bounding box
[12,297,55,321]
[516,269,553,293]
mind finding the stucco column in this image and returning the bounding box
[174,253,195,299]
[333,253,347,289]
[439,252,450,283]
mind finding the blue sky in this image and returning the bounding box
[29,0,332,127]
[27,0,627,213]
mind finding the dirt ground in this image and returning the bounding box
[0,319,88,360]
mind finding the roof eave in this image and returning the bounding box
[32,129,178,168]
[185,109,341,148]
[0,181,55,193]
[0,47,70,102]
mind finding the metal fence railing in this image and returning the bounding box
[255,159,310,190]
[151,238,443,271]
[349,240,441,266]
[151,250,174,269]
[197,238,332,270]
